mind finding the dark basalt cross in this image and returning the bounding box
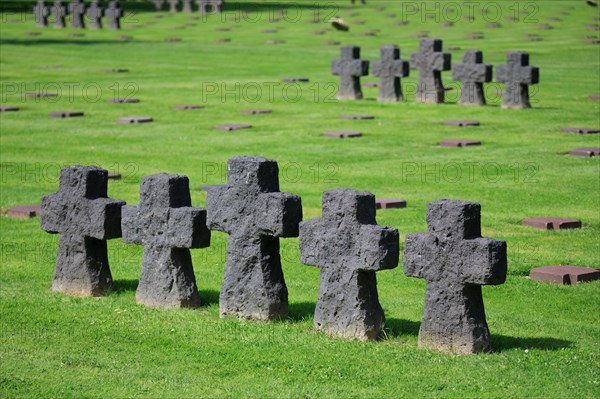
[50,1,67,28]
[299,189,399,340]
[371,45,410,102]
[206,156,303,321]
[41,166,125,296]
[496,51,539,109]
[34,1,49,27]
[105,1,122,30]
[410,38,451,103]
[403,200,507,354]
[331,46,370,100]
[122,174,211,308]
[452,50,492,106]
[68,0,86,29]
[86,1,103,29]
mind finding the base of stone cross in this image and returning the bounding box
[418,328,491,355]
[530,266,600,285]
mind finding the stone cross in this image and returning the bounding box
[86,1,103,29]
[105,1,121,30]
[34,1,49,27]
[452,50,493,106]
[210,0,223,12]
[206,156,303,321]
[410,38,451,103]
[41,166,125,296]
[182,0,192,12]
[168,0,179,12]
[403,199,507,354]
[371,45,410,101]
[68,0,86,29]
[331,46,370,100]
[496,51,539,109]
[153,0,164,11]
[51,1,67,28]
[122,174,211,308]
[299,189,399,340]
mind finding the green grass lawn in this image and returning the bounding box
[1,0,599,397]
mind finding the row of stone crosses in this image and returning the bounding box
[34,0,122,30]
[41,158,508,355]
[333,40,540,109]
[155,0,224,13]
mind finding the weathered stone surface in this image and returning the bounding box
[201,184,225,192]
[173,104,204,110]
[215,124,252,131]
[339,114,374,120]
[522,217,582,230]
[41,166,125,296]
[34,0,49,27]
[440,139,481,147]
[7,205,42,218]
[452,50,492,106]
[324,131,362,138]
[0,106,19,112]
[240,109,272,114]
[569,147,600,157]
[404,200,507,354]
[375,198,406,209]
[49,111,84,118]
[122,174,210,308]
[530,266,600,285]
[496,52,539,109]
[106,1,122,30]
[410,39,451,103]
[118,116,153,123]
[50,1,67,28]
[68,0,85,28]
[561,128,600,134]
[371,45,409,102]
[299,189,399,340]
[443,120,480,126]
[108,98,140,103]
[206,156,302,321]
[331,46,369,100]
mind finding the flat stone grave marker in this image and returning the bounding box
[26,92,57,98]
[7,205,42,218]
[339,114,374,120]
[505,16,517,22]
[561,127,600,134]
[486,22,501,28]
[25,32,42,36]
[548,17,561,22]
[359,31,377,36]
[569,147,600,157]
[530,266,600,285]
[412,30,430,38]
[496,51,539,109]
[463,15,475,21]
[106,68,129,73]
[0,106,19,112]
[282,77,309,83]
[440,139,481,147]
[404,200,507,354]
[68,33,85,38]
[395,20,409,26]
[299,189,399,340]
[353,20,366,25]
[266,40,286,45]
[583,36,600,44]
[537,23,554,30]
[108,98,140,103]
[375,198,406,209]
[164,37,182,42]
[49,111,84,118]
[214,38,231,43]
[525,34,543,42]
[522,217,582,230]
[440,21,454,27]
[311,29,327,35]
[443,120,480,127]
[115,35,133,40]
[466,32,485,39]
[240,109,271,115]
[589,94,600,100]
[324,130,362,138]
[322,41,341,46]
[261,29,278,33]
[216,124,252,131]
[410,38,451,103]
[206,156,302,320]
[118,116,153,123]
[215,27,230,32]
[107,172,121,179]
[173,104,204,110]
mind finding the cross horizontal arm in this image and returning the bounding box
[166,207,211,249]
[257,192,302,237]
[356,225,399,271]
[460,237,507,285]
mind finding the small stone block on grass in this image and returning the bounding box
[26,92,57,98]
[0,106,19,112]
[49,111,84,118]
[6,205,42,218]
[375,199,407,209]
[107,173,121,180]
[282,77,309,83]
[216,124,252,131]
[324,131,362,138]
[589,94,600,100]
[530,266,600,285]
[339,114,374,120]
[108,98,140,103]
[240,109,272,115]
[106,68,129,73]
[561,128,600,134]
[569,147,600,157]
[522,217,582,230]
[440,139,481,147]
[164,37,182,42]
[443,120,480,127]
[173,104,204,110]
[118,116,153,124]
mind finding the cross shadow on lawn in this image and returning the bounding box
[109,280,220,308]
[383,317,420,338]
[491,334,572,352]
[287,301,316,322]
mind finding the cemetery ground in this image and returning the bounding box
[0,0,599,397]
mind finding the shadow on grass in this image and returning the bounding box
[111,278,138,294]
[288,301,316,322]
[198,289,220,308]
[383,317,420,338]
[492,334,572,352]
[0,39,146,46]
